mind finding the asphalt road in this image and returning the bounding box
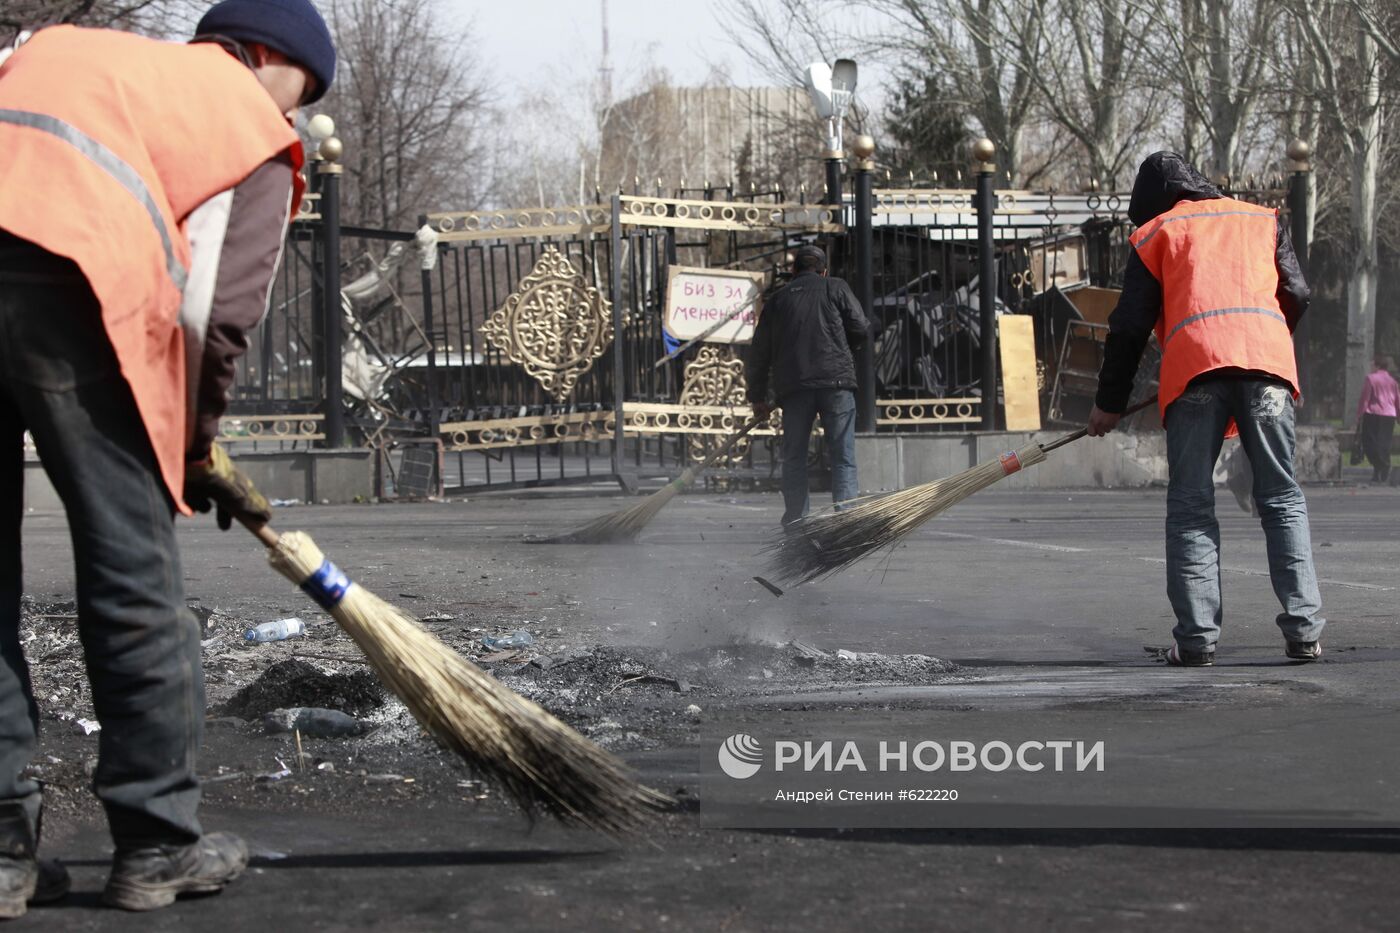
[14,483,1400,931]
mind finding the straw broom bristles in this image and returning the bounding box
[766,442,1048,585]
[253,525,671,835]
[767,398,1157,585]
[542,416,762,544]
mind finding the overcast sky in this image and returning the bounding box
[457,0,775,92]
[452,0,888,112]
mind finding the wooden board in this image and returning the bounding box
[999,315,1042,431]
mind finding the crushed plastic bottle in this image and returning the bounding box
[244,618,306,644]
[481,629,534,650]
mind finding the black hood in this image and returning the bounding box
[1127,151,1222,226]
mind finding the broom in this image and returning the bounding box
[767,397,1157,585]
[240,519,671,834]
[539,415,763,544]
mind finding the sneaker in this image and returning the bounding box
[1285,640,1322,662]
[102,832,248,912]
[1166,644,1215,667]
[0,858,70,919]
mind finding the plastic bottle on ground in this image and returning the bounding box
[481,629,534,650]
[244,618,306,643]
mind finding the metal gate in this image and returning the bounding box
[415,189,839,492]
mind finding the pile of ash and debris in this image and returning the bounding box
[17,594,961,819]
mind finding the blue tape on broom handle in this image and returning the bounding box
[300,558,352,610]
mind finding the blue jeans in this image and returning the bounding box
[779,387,857,525]
[0,244,204,848]
[1164,378,1325,651]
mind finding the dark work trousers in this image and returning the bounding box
[0,240,204,849]
[1360,413,1394,483]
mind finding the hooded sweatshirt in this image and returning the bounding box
[1095,151,1310,413]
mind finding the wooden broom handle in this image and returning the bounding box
[1039,396,1158,454]
[692,417,763,473]
[237,514,281,548]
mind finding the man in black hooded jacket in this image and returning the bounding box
[1087,151,1324,667]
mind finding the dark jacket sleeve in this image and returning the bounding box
[1094,250,1162,413]
[188,155,295,460]
[1275,215,1310,331]
[746,300,774,404]
[831,277,869,351]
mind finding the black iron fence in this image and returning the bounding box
[231,151,1311,493]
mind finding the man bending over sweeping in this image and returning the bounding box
[1086,151,1323,668]
[0,0,334,914]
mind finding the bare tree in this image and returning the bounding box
[873,0,1041,184]
[3,0,201,40]
[1012,0,1161,186]
[1131,0,1284,179]
[1286,0,1391,416]
[315,0,491,229]
[718,0,878,193]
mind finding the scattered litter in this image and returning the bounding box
[530,649,591,672]
[269,498,301,507]
[200,637,222,650]
[789,641,830,667]
[263,707,368,738]
[478,650,523,664]
[187,601,215,635]
[316,761,336,773]
[422,611,455,621]
[256,758,292,782]
[752,576,784,597]
[245,618,306,644]
[684,704,702,716]
[481,629,534,650]
[76,718,101,735]
[203,771,246,785]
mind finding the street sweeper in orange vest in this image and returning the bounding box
[0,0,334,914]
[1087,151,1324,669]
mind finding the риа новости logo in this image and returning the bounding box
[718,733,763,779]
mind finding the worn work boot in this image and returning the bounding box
[0,804,70,919]
[1285,640,1323,662]
[103,832,248,911]
[1166,644,1215,667]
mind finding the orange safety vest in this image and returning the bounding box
[0,26,304,511]
[1130,197,1297,427]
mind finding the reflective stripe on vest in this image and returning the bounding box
[1131,209,1274,251]
[0,108,187,291]
[1162,306,1288,346]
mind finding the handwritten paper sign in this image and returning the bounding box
[663,266,766,344]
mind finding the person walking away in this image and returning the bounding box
[0,0,334,914]
[1086,151,1325,667]
[1356,355,1398,484]
[747,244,870,526]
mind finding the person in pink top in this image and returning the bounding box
[1357,354,1399,484]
